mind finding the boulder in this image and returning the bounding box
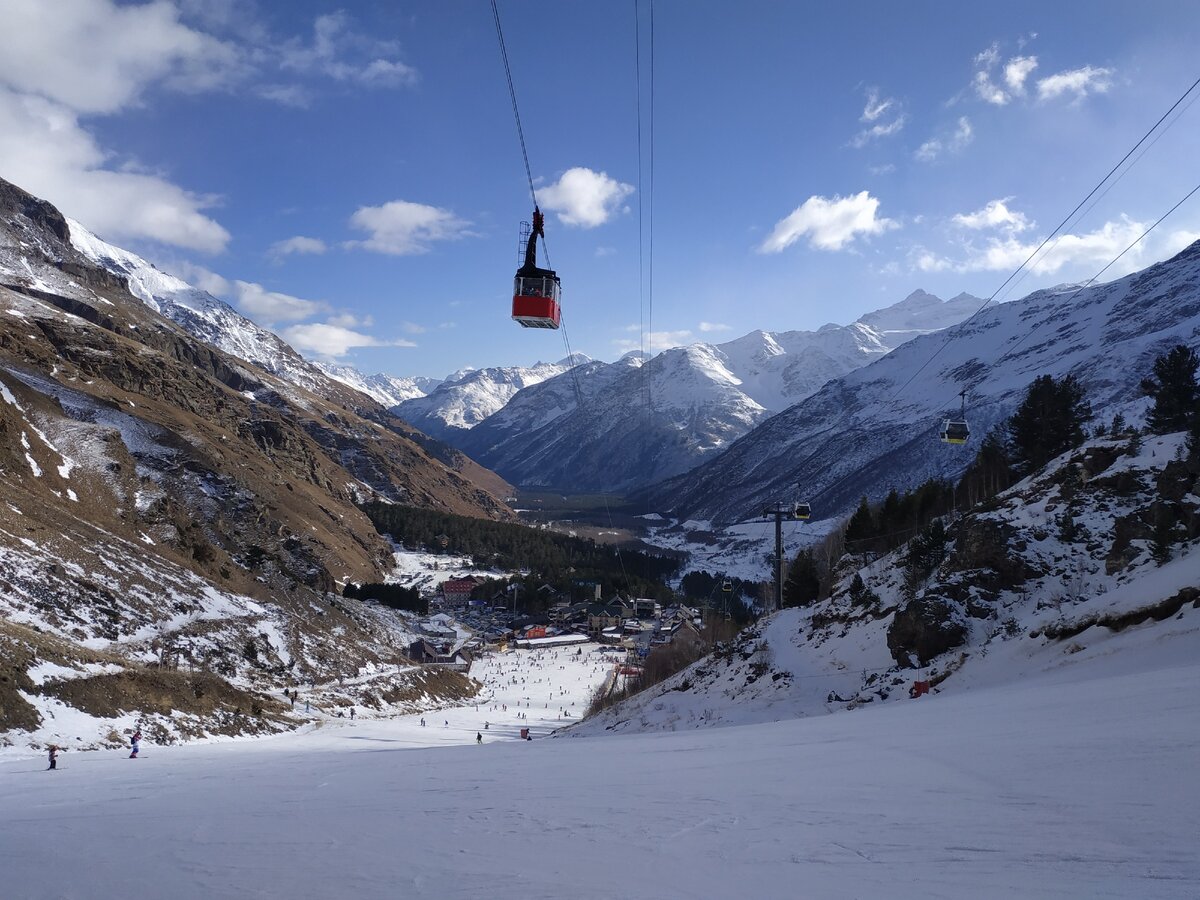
[887,596,968,666]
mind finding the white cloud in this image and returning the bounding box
[269,235,327,258]
[1162,230,1200,257]
[851,87,905,147]
[231,280,328,324]
[348,200,474,255]
[0,0,244,115]
[165,259,231,296]
[281,323,416,359]
[536,167,634,228]
[0,91,231,252]
[917,216,1147,275]
[1004,56,1038,95]
[280,12,418,88]
[861,88,895,122]
[868,163,896,175]
[595,246,617,257]
[698,322,731,333]
[969,40,1111,107]
[914,117,973,163]
[759,191,897,253]
[952,198,1031,232]
[1036,65,1114,102]
[613,329,693,354]
[972,45,1010,106]
[850,115,907,148]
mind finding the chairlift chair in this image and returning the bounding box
[793,502,811,520]
[940,390,970,445]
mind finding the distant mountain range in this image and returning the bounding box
[393,354,592,442]
[444,290,983,492]
[642,239,1200,526]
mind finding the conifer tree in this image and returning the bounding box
[1006,374,1092,475]
[1141,345,1200,434]
[782,549,821,608]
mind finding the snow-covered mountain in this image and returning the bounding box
[394,354,592,441]
[315,362,440,408]
[455,291,982,492]
[66,221,347,397]
[644,240,1200,526]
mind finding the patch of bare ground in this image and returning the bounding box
[379,667,481,707]
[41,669,291,732]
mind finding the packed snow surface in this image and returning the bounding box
[2,643,1197,898]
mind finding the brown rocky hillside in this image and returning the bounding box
[0,176,503,742]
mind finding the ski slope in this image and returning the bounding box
[2,648,1197,899]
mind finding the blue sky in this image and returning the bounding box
[2,1,1199,379]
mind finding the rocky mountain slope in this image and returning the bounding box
[644,241,1200,526]
[394,355,591,442]
[455,291,981,492]
[572,431,1200,735]
[0,176,507,743]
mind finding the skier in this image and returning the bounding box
[476,732,482,744]
[47,745,60,770]
[349,707,355,721]
[129,731,141,759]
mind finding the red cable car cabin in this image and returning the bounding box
[512,207,561,329]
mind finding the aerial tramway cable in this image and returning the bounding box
[891,72,1200,404]
[726,71,1200,532]
[489,0,642,595]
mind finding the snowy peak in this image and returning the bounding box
[449,289,983,492]
[315,363,440,407]
[65,219,341,396]
[648,239,1200,525]
[394,356,593,439]
[856,288,984,335]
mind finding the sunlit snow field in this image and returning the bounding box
[2,641,1198,899]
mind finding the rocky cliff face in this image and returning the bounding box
[0,176,505,741]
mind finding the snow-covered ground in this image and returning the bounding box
[2,645,1196,898]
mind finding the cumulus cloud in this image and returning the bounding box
[164,259,231,296]
[0,91,231,252]
[916,216,1147,275]
[269,235,327,258]
[1036,65,1114,102]
[915,117,973,163]
[0,3,424,253]
[952,198,1031,232]
[0,0,244,114]
[759,191,897,253]
[281,323,416,359]
[1004,56,1038,95]
[868,163,896,175]
[231,280,329,323]
[699,322,731,333]
[348,200,474,255]
[0,0,248,252]
[536,167,634,228]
